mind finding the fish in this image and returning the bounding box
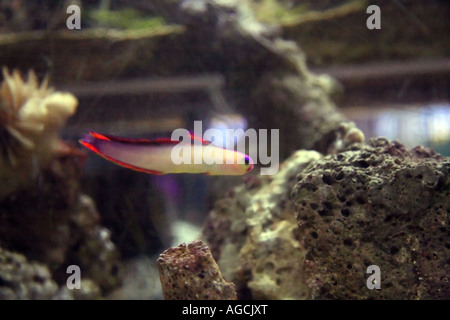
[79,131,254,175]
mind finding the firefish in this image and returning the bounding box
[79,131,254,175]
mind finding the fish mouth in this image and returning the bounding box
[246,164,254,172]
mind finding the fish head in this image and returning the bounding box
[216,150,254,175]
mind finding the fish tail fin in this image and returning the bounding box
[79,131,107,153]
[79,131,164,175]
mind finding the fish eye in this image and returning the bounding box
[244,156,250,165]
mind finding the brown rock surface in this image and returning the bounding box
[157,240,237,300]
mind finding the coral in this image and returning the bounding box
[292,138,449,299]
[0,68,78,199]
[0,68,77,162]
[203,150,322,299]
[157,240,237,300]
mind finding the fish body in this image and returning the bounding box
[80,131,253,175]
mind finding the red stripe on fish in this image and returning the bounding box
[79,137,163,175]
[90,132,110,141]
[88,131,210,146]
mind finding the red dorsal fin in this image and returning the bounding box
[90,131,179,146]
[89,131,211,146]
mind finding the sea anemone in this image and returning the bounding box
[0,67,78,165]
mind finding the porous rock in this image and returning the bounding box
[0,154,121,296]
[203,150,322,299]
[157,240,237,300]
[292,138,449,299]
[0,246,58,299]
[203,138,449,299]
